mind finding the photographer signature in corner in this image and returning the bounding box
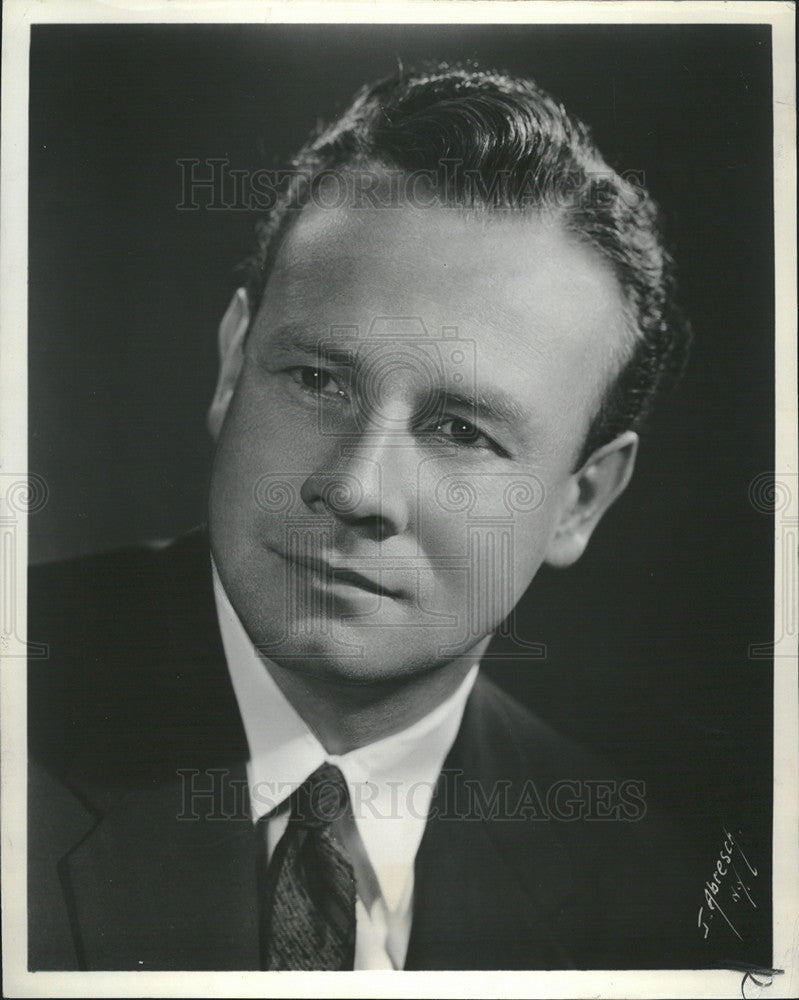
[698,827,759,941]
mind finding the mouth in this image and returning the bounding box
[275,550,403,600]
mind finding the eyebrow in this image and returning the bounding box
[268,324,359,365]
[266,323,533,433]
[439,387,529,431]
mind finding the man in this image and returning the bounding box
[29,64,702,971]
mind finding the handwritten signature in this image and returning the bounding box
[697,827,758,941]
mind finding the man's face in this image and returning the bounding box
[209,201,629,683]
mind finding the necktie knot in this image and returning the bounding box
[290,761,350,830]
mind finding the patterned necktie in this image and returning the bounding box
[258,762,357,970]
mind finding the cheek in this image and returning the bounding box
[508,473,572,584]
[506,512,553,592]
[212,380,319,510]
[417,476,559,609]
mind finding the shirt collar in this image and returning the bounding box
[211,558,478,911]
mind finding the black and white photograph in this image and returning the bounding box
[1,1,796,996]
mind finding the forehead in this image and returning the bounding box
[253,202,629,456]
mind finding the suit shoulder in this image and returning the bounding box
[29,528,211,642]
[29,532,202,609]
[29,539,172,639]
[27,529,232,782]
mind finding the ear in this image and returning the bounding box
[545,430,639,568]
[207,288,250,440]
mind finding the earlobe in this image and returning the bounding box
[545,431,639,568]
[207,288,250,440]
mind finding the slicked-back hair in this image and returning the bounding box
[243,63,691,468]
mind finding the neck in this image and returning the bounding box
[263,638,490,755]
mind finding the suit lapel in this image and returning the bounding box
[405,678,578,970]
[62,764,260,970]
[57,529,260,970]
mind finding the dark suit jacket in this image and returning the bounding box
[28,529,706,971]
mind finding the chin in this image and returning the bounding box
[247,619,461,688]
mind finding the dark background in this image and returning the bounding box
[29,23,774,964]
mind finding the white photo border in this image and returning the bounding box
[2,2,796,997]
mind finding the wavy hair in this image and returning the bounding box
[242,63,691,467]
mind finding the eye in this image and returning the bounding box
[434,417,503,454]
[290,366,348,399]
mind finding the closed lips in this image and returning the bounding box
[281,551,403,598]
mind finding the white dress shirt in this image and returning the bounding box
[211,562,478,970]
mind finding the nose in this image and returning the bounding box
[299,427,412,542]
